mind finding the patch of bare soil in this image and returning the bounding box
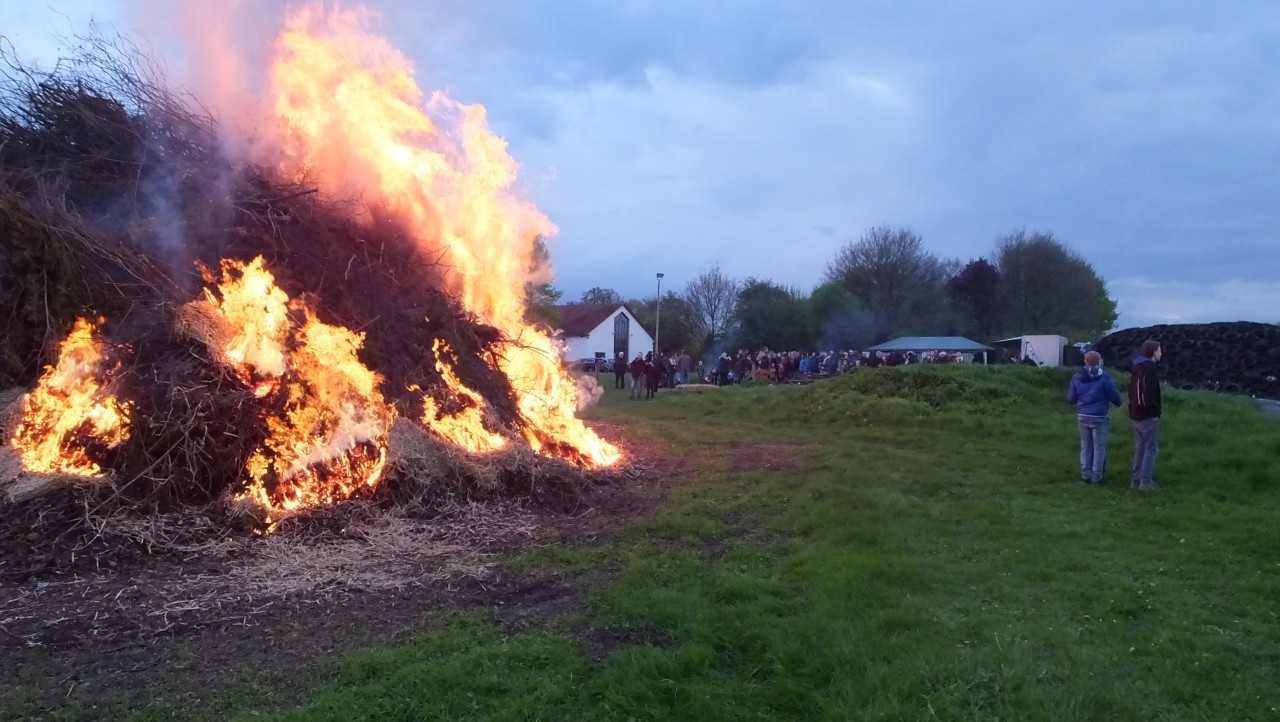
[714,442,816,475]
[1,428,680,720]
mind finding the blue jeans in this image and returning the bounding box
[1131,418,1160,484]
[1077,415,1110,482]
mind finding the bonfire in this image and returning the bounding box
[0,9,622,577]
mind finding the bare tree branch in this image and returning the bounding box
[682,263,738,345]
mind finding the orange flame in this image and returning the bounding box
[421,339,507,453]
[202,256,393,514]
[8,318,130,477]
[267,5,620,467]
[202,256,290,381]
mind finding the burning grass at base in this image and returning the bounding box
[0,408,624,580]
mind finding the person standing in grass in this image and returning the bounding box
[1068,351,1123,484]
[614,351,628,390]
[628,353,646,400]
[1128,339,1163,490]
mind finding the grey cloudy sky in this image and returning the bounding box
[4,1,1278,331]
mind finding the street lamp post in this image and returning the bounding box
[654,272,664,356]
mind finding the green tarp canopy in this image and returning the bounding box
[866,336,992,352]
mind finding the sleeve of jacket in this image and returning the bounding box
[1148,369,1162,415]
[1067,379,1078,405]
[1106,376,1122,406]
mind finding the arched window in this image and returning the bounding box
[613,313,630,360]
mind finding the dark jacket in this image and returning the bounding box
[1128,356,1162,420]
[1067,366,1121,416]
[715,355,731,375]
[645,359,665,384]
[628,357,646,378]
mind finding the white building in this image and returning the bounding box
[555,304,654,365]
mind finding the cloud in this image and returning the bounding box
[5,1,1278,327]
[1111,277,1280,328]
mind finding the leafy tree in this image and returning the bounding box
[682,264,739,351]
[523,236,563,327]
[627,292,700,357]
[808,282,877,349]
[579,286,623,305]
[730,278,816,351]
[945,257,1005,340]
[824,226,948,342]
[994,230,1118,339]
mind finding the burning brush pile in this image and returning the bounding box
[0,14,621,577]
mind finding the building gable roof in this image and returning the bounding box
[867,336,993,352]
[556,304,629,337]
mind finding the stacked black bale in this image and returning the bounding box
[1094,322,1280,399]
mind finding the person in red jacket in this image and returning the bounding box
[1128,339,1163,490]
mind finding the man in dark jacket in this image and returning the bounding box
[715,353,731,386]
[614,351,628,389]
[1128,339,1163,490]
[628,353,647,400]
[645,352,665,398]
[1067,351,1122,484]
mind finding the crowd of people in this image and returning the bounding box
[612,346,976,397]
[701,347,974,386]
[610,339,1167,491]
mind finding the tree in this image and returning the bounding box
[682,264,739,351]
[994,230,1118,339]
[729,278,816,351]
[945,257,1005,340]
[523,236,563,327]
[824,226,948,342]
[627,292,700,356]
[808,282,877,349]
[579,287,623,305]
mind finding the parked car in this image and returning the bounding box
[574,357,613,373]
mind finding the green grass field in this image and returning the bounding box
[79,367,1280,719]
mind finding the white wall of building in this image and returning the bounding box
[562,307,654,362]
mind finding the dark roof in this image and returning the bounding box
[867,336,993,352]
[556,304,627,337]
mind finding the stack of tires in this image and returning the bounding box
[1094,321,1280,399]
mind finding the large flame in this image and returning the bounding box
[8,318,130,477]
[202,256,393,514]
[267,5,620,467]
[421,339,508,453]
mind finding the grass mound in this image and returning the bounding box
[652,365,1075,427]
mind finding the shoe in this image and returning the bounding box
[1130,478,1140,490]
[1138,481,1158,491]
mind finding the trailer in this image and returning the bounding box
[993,335,1068,367]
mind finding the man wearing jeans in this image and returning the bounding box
[1128,340,1163,490]
[1067,351,1122,484]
